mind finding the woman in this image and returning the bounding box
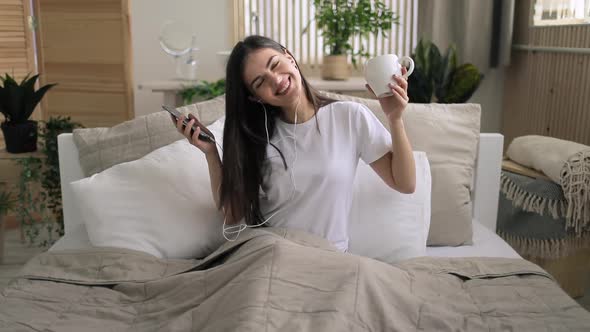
[174,35,415,252]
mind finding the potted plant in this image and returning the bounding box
[306,0,398,80]
[0,73,57,153]
[407,38,484,103]
[0,189,16,263]
[178,79,226,105]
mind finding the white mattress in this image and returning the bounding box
[426,221,521,258]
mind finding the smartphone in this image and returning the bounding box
[162,105,214,143]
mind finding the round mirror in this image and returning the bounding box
[158,21,199,80]
[159,21,194,57]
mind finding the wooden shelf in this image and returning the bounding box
[0,148,44,160]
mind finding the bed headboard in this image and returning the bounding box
[57,132,504,235]
[58,133,85,236]
[472,133,504,232]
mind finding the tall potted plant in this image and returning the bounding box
[407,39,484,103]
[306,0,398,80]
[0,73,57,153]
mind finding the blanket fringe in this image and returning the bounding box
[498,231,590,260]
[560,149,590,235]
[500,173,567,220]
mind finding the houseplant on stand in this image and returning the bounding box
[10,116,82,247]
[307,0,398,80]
[0,73,57,153]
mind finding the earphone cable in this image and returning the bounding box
[223,96,301,241]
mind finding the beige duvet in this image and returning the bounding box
[1,228,589,331]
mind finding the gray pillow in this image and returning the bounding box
[73,95,225,176]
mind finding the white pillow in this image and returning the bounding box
[48,223,92,251]
[348,151,432,264]
[69,119,226,259]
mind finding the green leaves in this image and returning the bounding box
[179,79,226,105]
[12,116,82,244]
[443,64,483,103]
[406,67,432,103]
[15,156,49,246]
[0,190,16,216]
[0,73,57,124]
[435,44,458,101]
[309,0,398,60]
[39,116,83,237]
[407,38,483,104]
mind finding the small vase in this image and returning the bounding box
[1,120,38,153]
[321,55,351,81]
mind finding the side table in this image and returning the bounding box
[138,79,196,107]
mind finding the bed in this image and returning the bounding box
[1,105,589,330]
[51,132,520,259]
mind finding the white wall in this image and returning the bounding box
[130,1,505,132]
[131,0,233,117]
[417,0,509,133]
[470,68,505,133]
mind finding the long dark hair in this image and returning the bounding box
[220,35,335,226]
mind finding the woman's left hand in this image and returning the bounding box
[365,66,409,122]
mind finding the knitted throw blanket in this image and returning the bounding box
[505,135,590,235]
[500,171,566,220]
[498,171,590,259]
[560,149,590,233]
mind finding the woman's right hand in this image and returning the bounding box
[172,114,218,155]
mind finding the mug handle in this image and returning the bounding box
[400,56,415,79]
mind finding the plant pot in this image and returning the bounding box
[1,120,38,153]
[321,55,351,81]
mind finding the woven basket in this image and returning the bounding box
[321,55,351,81]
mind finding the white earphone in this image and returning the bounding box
[222,97,300,241]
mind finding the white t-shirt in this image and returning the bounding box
[260,101,392,252]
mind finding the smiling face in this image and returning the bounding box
[242,48,303,108]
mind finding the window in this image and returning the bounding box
[0,0,36,81]
[533,0,590,26]
[0,0,38,124]
[234,0,418,71]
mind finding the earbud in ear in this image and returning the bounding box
[248,95,263,103]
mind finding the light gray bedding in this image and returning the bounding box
[1,228,589,331]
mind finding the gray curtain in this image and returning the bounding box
[418,0,515,71]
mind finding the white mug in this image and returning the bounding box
[364,54,415,98]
